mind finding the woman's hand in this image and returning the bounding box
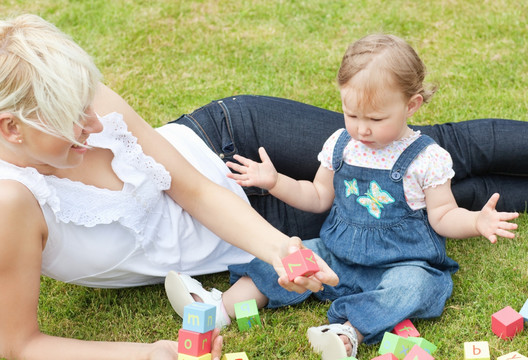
[273,237,339,294]
[150,329,223,360]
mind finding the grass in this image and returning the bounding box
[1,0,527,358]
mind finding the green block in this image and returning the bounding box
[339,357,358,360]
[234,299,261,331]
[379,332,415,360]
[406,337,437,355]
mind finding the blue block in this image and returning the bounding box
[521,298,528,323]
[182,302,216,333]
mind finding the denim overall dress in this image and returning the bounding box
[229,131,459,344]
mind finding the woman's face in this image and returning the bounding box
[17,106,103,175]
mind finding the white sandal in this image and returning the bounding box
[307,324,358,360]
[164,271,230,328]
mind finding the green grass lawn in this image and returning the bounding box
[1,0,527,358]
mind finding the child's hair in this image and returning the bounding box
[0,14,101,143]
[337,34,436,106]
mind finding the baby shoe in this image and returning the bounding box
[164,271,230,328]
[307,323,358,360]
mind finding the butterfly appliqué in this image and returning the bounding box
[355,180,395,219]
[344,179,359,197]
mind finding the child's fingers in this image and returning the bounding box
[483,193,500,210]
[258,147,272,163]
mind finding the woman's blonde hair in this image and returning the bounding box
[337,34,436,106]
[0,14,101,143]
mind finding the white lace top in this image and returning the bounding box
[0,112,254,288]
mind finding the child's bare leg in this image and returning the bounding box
[221,276,269,318]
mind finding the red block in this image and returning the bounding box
[392,319,420,338]
[371,354,398,360]
[404,345,434,360]
[178,329,213,357]
[491,306,524,340]
[281,249,320,281]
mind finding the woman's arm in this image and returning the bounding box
[92,84,339,292]
[424,181,518,243]
[0,181,188,359]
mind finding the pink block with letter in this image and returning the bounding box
[392,319,420,338]
[281,249,319,281]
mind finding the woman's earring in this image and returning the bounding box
[17,139,22,144]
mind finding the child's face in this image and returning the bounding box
[340,81,422,149]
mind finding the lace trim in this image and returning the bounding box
[0,159,60,212]
[88,112,171,191]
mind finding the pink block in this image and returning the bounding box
[178,329,213,357]
[393,319,420,338]
[404,345,434,360]
[491,306,524,340]
[281,249,320,281]
[371,354,398,360]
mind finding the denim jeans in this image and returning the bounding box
[229,238,454,344]
[170,95,528,238]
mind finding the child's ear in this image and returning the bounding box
[406,94,423,117]
[0,113,23,143]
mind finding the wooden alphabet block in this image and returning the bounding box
[182,302,216,333]
[178,353,212,360]
[338,357,358,360]
[393,319,420,338]
[379,332,415,359]
[371,354,398,360]
[491,306,524,339]
[520,298,528,323]
[234,299,261,331]
[281,249,320,281]
[222,352,249,360]
[406,337,437,355]
[178,328,213,357]
[498,352,528,360]
[463,341,490,360]
[403,345,434,360]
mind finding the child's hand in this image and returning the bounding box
[273,237,339,294]
[477,193,519,243]
[226,147,278,190]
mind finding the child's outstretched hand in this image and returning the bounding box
[477,193,519,243]
[226,147,278,190]
[272,237,339,294]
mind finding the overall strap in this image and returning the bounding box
[332,130,352,172]
[390,135,436,182]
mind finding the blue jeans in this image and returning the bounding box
[170,95,528,239]
[229,238,454,344]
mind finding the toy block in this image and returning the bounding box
[281,248,320,281]
[338,357,358,360]
[393,319,420,338]
[406,337,437,355]
[498,352,528,360]
[222,352,249,360]
[491,306,524,339]
[379,332,415,359]
[520,298,528,323]
[371,354,398,360]
[182,302,216,333]
[463,341,490,360]
[234,299,261,331]
[178,353,212,360]
[178,328,213,357]
[403,345,434,360]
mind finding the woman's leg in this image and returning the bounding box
[412,119,528,211]
[171,95,344,238]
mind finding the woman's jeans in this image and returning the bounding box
[171,95,528,239]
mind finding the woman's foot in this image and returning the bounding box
[307,323,358,360]
[164,271,231,328]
